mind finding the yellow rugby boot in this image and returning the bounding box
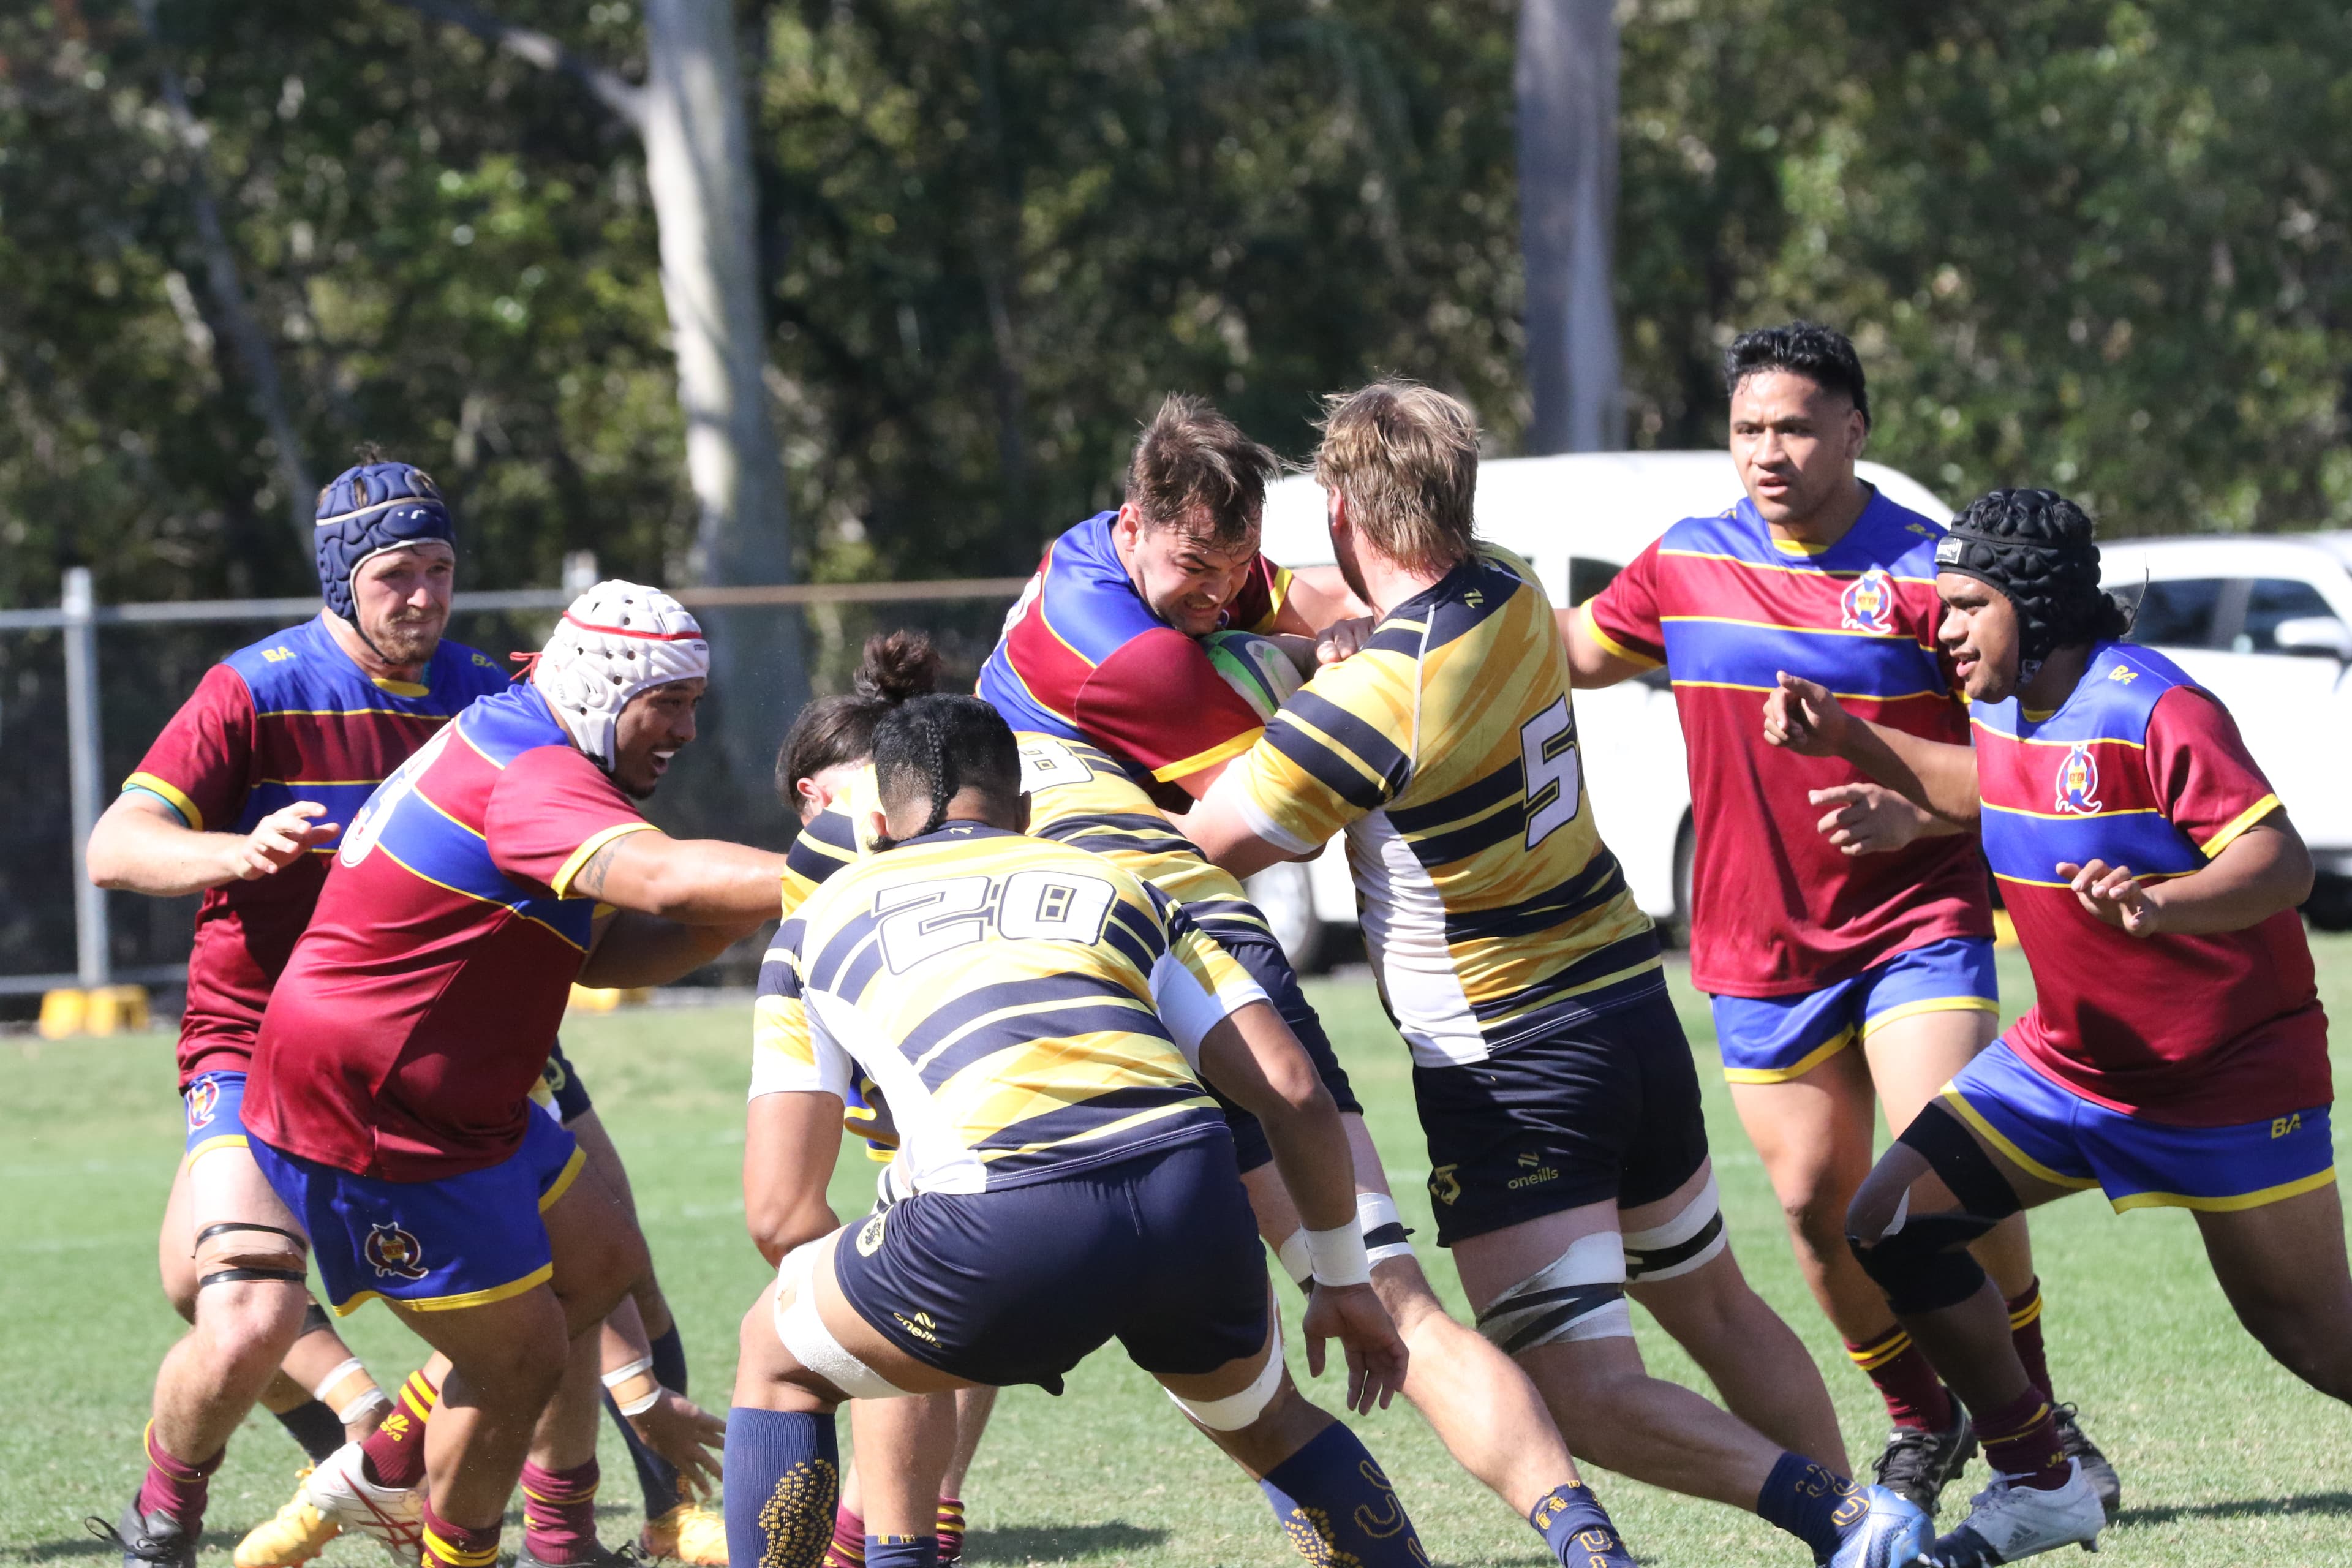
[641,1502,729,1565]
[232,1468,342,1568]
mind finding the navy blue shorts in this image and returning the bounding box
[832,1131,1268,1392]
[533,1039,595,1125]
[1414,982,1709,1247]
[1202,928,1360,1172]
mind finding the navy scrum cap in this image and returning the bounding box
[314,461,456,620]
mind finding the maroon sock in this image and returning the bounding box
[824,1507,869,1568]
[135,1422,222,1532]
[2007,1279,2054,1401]
[1974,1388,2068,1490]
[420,1497,502,1568]
[521,1460,601,1566]
[360,1367,439,1490]
[1845,1325,1956,1431]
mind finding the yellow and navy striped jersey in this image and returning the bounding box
[777,742,1271,943]
[753,824,1266,1194]
[1219,551,1660,1067]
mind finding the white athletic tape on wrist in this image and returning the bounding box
[1275,1229,1314,1289]
[1356,1192,1415,1267]
[1475,1231,1633,1354]
[600,1355,656,1390]
[1165,1324,1286,1431]
[1620,1173,1728,1283]
[309,1357,369,1404]
[616,1385,663,1418]
[772,1238,912,1401]
[1305,1223,1371,1287]
[334,1387,392,1425]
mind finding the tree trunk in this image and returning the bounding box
[1517,0,1623,455]
[641,0,806,792]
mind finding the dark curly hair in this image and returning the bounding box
[1936,489,2135,663]
[773,630,942,812]
[1724,322,1870,428]
[872,694,1021,841]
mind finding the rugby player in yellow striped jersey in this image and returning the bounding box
[725,694,1454,1568]
[761,642,1652,1568]
[1182,380,1934,1568]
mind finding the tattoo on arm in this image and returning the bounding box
[570,838,625,900]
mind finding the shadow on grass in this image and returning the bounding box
[965,1521,1168,1562]
[22,1526,243,1563]
[2117,1490,2352,1526]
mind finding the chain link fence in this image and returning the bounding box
[0,574,1027,1016]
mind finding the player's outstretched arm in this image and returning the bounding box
[1196,1001,1407,1412]
[579,910,767,988]
[1555,606,1653,690]
[2060,815,2313,940]
[1763,671,1982,824]
[1175,785,1315,880]
[602,1293,726,1496]
[86,792,337,895]
[1806,782,1963,857]
[568,829,791,924]
[742,1090,845,1267]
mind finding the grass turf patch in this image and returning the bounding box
[1,935,2346,1564]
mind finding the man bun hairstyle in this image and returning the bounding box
[871,694,1021,842]
[1313,379,1480,576]
[1723,322,1871,428]
[1125,393,1280,548]
[774,630,943,803]
[1934,489,2134,663]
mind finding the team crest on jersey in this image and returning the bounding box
[184,1077,221,1131]
[1839,568,1899,635]
[364,1223,429,1281]
[2054,742,2104,815]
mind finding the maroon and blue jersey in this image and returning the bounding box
[978,512,1291,787]
[1973,641,2327,1126]
[1583,490,1991,997]
[122,614,510,1084]
[245,682,654,1180]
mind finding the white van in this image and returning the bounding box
[1243,450,1953,968]
[2098,533,2352,929]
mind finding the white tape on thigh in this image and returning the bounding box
[772,1239,912,1401]
[1164,1322,1286,1431]
[1475,1231,1633,1354]
[1621,1172,1729,1283]
[1357,1192,1416,1268]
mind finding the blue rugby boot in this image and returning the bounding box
[1827,1483,1933,1568]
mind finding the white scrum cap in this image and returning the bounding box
[532,580,710,772]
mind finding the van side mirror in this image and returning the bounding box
[2274,616,2352,662]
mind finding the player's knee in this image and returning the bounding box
[195,1270,310,1373]
[1843,1105,2019,1315]
[458,1327,570,1408]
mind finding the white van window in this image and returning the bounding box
[2121,578,2226,649]
[2237,579,2342,654]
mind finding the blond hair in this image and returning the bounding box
[1312,381,1479,575]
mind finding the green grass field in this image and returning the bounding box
[4,938,2350,1566]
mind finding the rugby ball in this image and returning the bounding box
[1203,630,1304,722]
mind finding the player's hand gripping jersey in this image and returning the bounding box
[1581,491,1992,996]
[978,511,1292,787]
[1971,642,2328,1125]
[1224,552,1660,1065]
[753,824,1268,1197]
[244,682,657,1180]
[121,615,509,1084]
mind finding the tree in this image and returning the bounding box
[1516,0,1622,453]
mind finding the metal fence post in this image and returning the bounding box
[62,567,112,988]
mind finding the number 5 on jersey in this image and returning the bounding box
[1520,696,1583,848]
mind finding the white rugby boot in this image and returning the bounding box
[1928,1460,2105,1564]
[295,1441,423,1561]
